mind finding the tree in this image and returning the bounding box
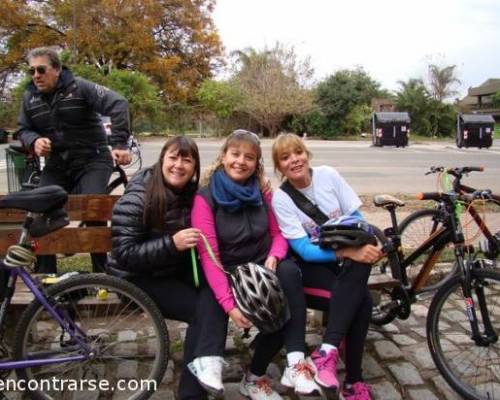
[232,44,314,137]
[396,78,456,137]
[197,79,242,120]
[315,68,384,137]
[427,64,461,102]
[492,91,500,108]
[0,0,222,104]
[196,79,243,134]
[396,79,432,136]
[343,105,372,135]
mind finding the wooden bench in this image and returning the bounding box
[1,193,398,321]
[0,194,119,310]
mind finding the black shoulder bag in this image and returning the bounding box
[279,179,328,226]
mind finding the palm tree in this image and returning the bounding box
[428,64,461,102]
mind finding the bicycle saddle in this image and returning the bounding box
[0,185,68,213]
[373,194,405,209]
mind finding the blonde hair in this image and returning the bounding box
[271,133,311,180]
[201,129,266,188]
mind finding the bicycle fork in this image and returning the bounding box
[459,256,498,347]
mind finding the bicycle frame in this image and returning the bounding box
[385,192,468,298]
[0,214,92,371]
[459,183,500,245]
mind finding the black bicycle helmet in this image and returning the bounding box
[319,216,377,250]
[229,262,290,334]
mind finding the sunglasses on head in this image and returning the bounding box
[28,65,48,76]
[231,129,260,144]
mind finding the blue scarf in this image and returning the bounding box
[210,169,262,212]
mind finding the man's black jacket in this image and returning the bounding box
[18,67,130,152]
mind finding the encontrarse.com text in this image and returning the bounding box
[0,378,157,392]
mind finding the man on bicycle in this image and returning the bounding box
[17,46,131,273]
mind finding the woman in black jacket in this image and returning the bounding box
[110,136,227,399]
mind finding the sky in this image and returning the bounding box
[213,0,500,98]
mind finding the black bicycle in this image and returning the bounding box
[5,134,142,194]
[369,190,500,400]
[398,166,500,292]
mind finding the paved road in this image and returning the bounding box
[1,138,499,194]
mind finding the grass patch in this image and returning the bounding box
[495,124,500,139]
[359,193,436,212]
[409,134,453,143]
[56,254,93,273]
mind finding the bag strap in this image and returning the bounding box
[280,179,329,226]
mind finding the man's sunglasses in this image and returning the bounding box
[28,66,48,76]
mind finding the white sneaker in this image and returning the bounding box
[239,375,283,400]
[188,356,225,397]
[281,360,322,396]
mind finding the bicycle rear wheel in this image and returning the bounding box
[14,274,168,400]
[427,268,500,400]
[399,209,458,292]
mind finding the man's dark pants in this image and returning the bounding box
[35,149,113,273]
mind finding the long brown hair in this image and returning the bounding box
[143,136,200,230]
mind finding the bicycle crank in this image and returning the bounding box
[391,286,411,319]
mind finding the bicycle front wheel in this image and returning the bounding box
[14,274,168,400]
[427,268,500,400]
[399,208,458,292]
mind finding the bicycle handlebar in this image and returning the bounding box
[416,190,492,203]
[425,166,484,177]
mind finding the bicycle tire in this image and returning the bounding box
[427,268,500,400]
[14,274,168,400]
[399,209,459,292]
[370,225,400,326]
[462,198,500,261]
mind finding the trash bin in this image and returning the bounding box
[5,147,39,192]
[372,112,410,147]
[0,128,8,144]
[456,114,494,149]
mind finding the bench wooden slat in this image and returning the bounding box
[367,273,399,289]
[0,194,120,222]
[0,227,111,254]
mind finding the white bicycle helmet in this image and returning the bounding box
[229,262,290,334]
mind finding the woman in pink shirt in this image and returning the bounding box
[191,130,321,399]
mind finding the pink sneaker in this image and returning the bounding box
[310,348,339,390]
[340,382,372,400]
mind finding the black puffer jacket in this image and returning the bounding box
[109,168,192,277]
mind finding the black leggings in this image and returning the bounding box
[129,274,227,400]
[249,258,307,376]
[302,260,372,383]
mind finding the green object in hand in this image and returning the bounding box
[191,248,199,288]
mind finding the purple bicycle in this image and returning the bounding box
[0,185,168,399]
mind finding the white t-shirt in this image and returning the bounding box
[272,166,362,240]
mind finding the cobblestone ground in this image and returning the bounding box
[152,296,464,400]
[1,290,468,400]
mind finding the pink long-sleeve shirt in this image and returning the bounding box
[191,191,288,313]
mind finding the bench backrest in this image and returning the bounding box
[0,194,119,256]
